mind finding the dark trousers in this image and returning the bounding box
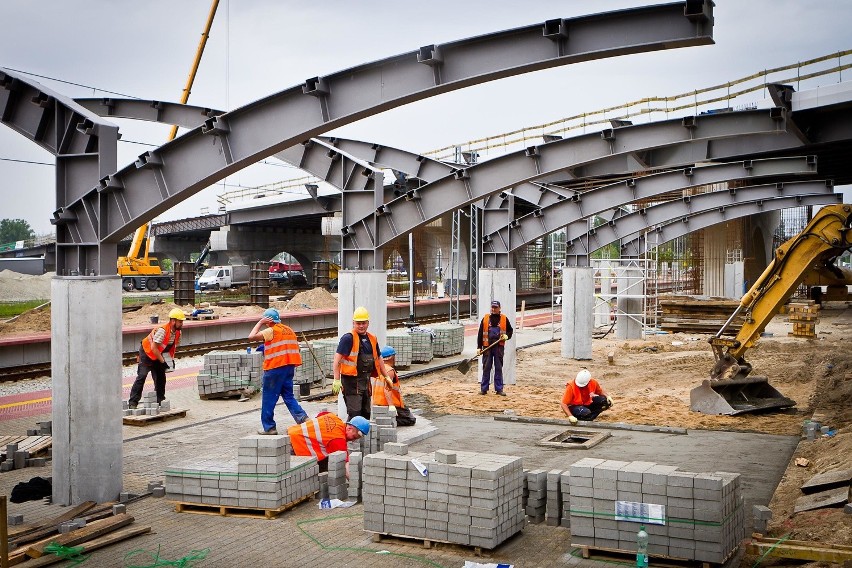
[569,395,612,421]
[342,374,371,421]
[480,345,505,393]
[129,350,166,406]
[395,405,417,426]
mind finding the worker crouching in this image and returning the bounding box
[560,369,613,424]
[372,346,417,427]
[288,412,369,479]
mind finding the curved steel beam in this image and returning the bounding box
[0,69,119,274]
[482,156,816,258]
[618,193,845,257]
[362,109,794,252]
[46,0,713,264]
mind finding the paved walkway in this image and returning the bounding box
[0,313,798,567]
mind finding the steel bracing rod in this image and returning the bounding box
[361,109,793,249]
[47,1,714,247]
[618,193,844,257]
[563,179,836,257]
[0,68,120,275]
[482,156,817,254]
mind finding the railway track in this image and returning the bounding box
[1,309,561,383]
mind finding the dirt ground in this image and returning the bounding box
[397,303,852,564]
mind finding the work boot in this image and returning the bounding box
[496,391,506,397]
[258,428,278,435]
[479,391,487,396]
[128,404,137,410]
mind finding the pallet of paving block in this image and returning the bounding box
[122,408,188,426]
[0,435,52,460]
[198,389,246,400]
[367,531,507,555]
[571,543,735,568]
[172,492,316,519]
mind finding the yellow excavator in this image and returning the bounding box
[117,0,219,291]
[691,203,852,415]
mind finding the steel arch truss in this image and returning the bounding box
[618,192,845,258]
[480,157,817,262]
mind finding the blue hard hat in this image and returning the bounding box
[347,416,370,436]
[380,346,396,358]
[263,308,280,323]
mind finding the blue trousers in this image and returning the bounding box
[261,365,308,432]
[480,345,505,393]
[569,395,611,421]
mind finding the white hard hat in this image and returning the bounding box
[575,369,592,388]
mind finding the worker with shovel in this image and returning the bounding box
[332,307,393,421]
[477,300,513,396]
[128,308,185,409]
[560,368,613,424]
[372,346,416,426]
[248,308,309,434]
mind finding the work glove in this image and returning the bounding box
[382,375,393,386]
[500,334,509,341]
[476,349,482,356]
[568,415,578,425]
[606,396,613,407]
[331,379,342,396]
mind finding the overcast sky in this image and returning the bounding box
[1,0,850,235]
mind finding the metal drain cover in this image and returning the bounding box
[537,428,611,449]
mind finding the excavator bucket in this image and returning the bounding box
[689,376,795,415]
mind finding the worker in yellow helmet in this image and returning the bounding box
[332,306,392,421]
[129,308,185,409]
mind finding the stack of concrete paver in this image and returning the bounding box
[430,323,465,356]
[164,434,318,510]
[123,392,171,416]
[294,345,324,385]
[362,447,525,550]
[26,421,52,436]
[308,339,338,379]
[546,469,564,527]
[567,458,745,564]
[525,469,547,523]
[408,329,434,363]
[327,451,348,501]
[372,406,398,448]
[385,332,413,368]
[559,470,571,528]
[196,351,262,396]
[349,451,363,501]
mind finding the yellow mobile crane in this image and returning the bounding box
[690,203,852,415]
[118,0,219,291]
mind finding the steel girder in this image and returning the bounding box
[619,193,845,258]
[480,157,817,260]
[565,180,837,260]
[360,109,793,252]
[0,69,119,275]
[150,214,228,236]
[11,2,712,274]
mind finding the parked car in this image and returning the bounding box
[271,270,308,288]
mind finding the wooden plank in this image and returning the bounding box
[793,486,850,513]
[25,514,134,558]
[199,390,244,400]
[21,525,152,568]
[8,501,97,547]
[747,539,852,562]
[172,492,315,519]
[369,531,501,555]
[801,469,852,494]
[122,409,188,426]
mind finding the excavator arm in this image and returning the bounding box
[709,203,852,381]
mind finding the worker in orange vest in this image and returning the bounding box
[560,368,613,424]
[248,308,309,434]
[371,346,416,426]
[477,300,513,396]
[332,306,392,421]
[128,308,185,409]
[288,412,370,478]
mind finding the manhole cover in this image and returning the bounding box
[537,428,611,449]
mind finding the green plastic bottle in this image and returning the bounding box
[636,525,649,568]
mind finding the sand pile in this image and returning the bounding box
[0,270,53,302]
[274,288,338,312]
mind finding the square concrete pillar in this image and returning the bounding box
[337,270,387,347]
[724,261,744,299]
[478,268,517,385]
[561,267,594,360]
[51,276,123,505]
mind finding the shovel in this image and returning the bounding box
[456,341,499,375]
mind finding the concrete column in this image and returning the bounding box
[337,270,387,347]
[478,268,516,385]
[561,267,594,360]
[616,267,643,340]
[724,261,745,299]
[51,276,123,505]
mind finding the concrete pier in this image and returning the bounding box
[561,267,593,360]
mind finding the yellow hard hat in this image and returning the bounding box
[168,308,186,321]
[352,306,370,322]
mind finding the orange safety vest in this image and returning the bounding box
[287,413,346,461]
[371,366,406,408]
[340,329,382,378]
[141,321,181,360]
[263,324,302,371]
[481,314,508,347]
[562,378,604,407]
